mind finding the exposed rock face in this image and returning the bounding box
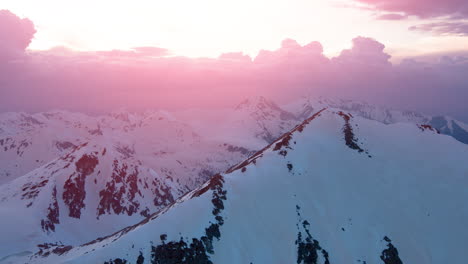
[41,186,60,233]
[98,160,142,217]
[295,205,330,264]
[380,237,403,264]
[63,154,99,218]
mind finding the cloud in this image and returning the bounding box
[0,9,467,123]
[354,0,468,19]
[0,10,36,59]
[409,22,468,36]
[333,36,391,66]
[95,46,169,59]
[219,52,252,62]
[254,38,326,66]
[376,13,408,20]
[353,1,468,37]
[132,47,169,57]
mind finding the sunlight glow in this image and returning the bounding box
[3,0,468,57]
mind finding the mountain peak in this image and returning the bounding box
[234,96,296,119]
[234,96,275,110]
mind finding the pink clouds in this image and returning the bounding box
[132,47,169,57]
[376,13,407,20]
[219,52,252,62]
[409,22,468,36]
[355,0,468,19]
[95,47,169,59]
[333,37,391,66]
[254,39,326,66]
[0,10,467,122]
[354,0,468,37]
[0,10,36,59]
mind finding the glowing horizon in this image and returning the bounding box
[3,0,468,59]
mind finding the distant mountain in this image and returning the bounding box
[14,108,468,264]
[284,96,468,145]
[175,96,298,149]
[0,111,94,184]
[233,96,298,143]
[429,116,468,144]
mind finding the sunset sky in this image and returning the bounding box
[3,0,468,59]
[1,0,468,121]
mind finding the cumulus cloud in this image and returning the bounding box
[409,21,468,36]
[332,37,391,66]
[0,10,36,59]
[254,38,327,66]
[354,0,468,19]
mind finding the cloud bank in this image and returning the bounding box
[0,10,467,122]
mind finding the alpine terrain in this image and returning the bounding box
[3,107,466,264]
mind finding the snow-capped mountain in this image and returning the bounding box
[11,108,467,264]
[284,96,468,145]
[0,111,94,184]
[429,115,468,144]
[0,110,253,257]
[175,96,298,149]
[233,96,298,143]
[0,109,255,184]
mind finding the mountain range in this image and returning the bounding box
[0,97,467,263]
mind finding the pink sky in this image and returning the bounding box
[2,0,468,59]
[1,1,468,122]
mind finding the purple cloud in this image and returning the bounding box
[354,0,468,19]
[376,13,408,20]
[0,10,36,59]
[409,22,468,36]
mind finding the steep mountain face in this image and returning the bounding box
[284,97,468,145]
[14,109,467,264]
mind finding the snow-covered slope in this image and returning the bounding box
[0,111,95,184]
[284,96,468,145]
[175,96,298,149]
[13,108,467,264]
[0,110,252,257]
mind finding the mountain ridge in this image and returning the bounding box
[11,107,467,264]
